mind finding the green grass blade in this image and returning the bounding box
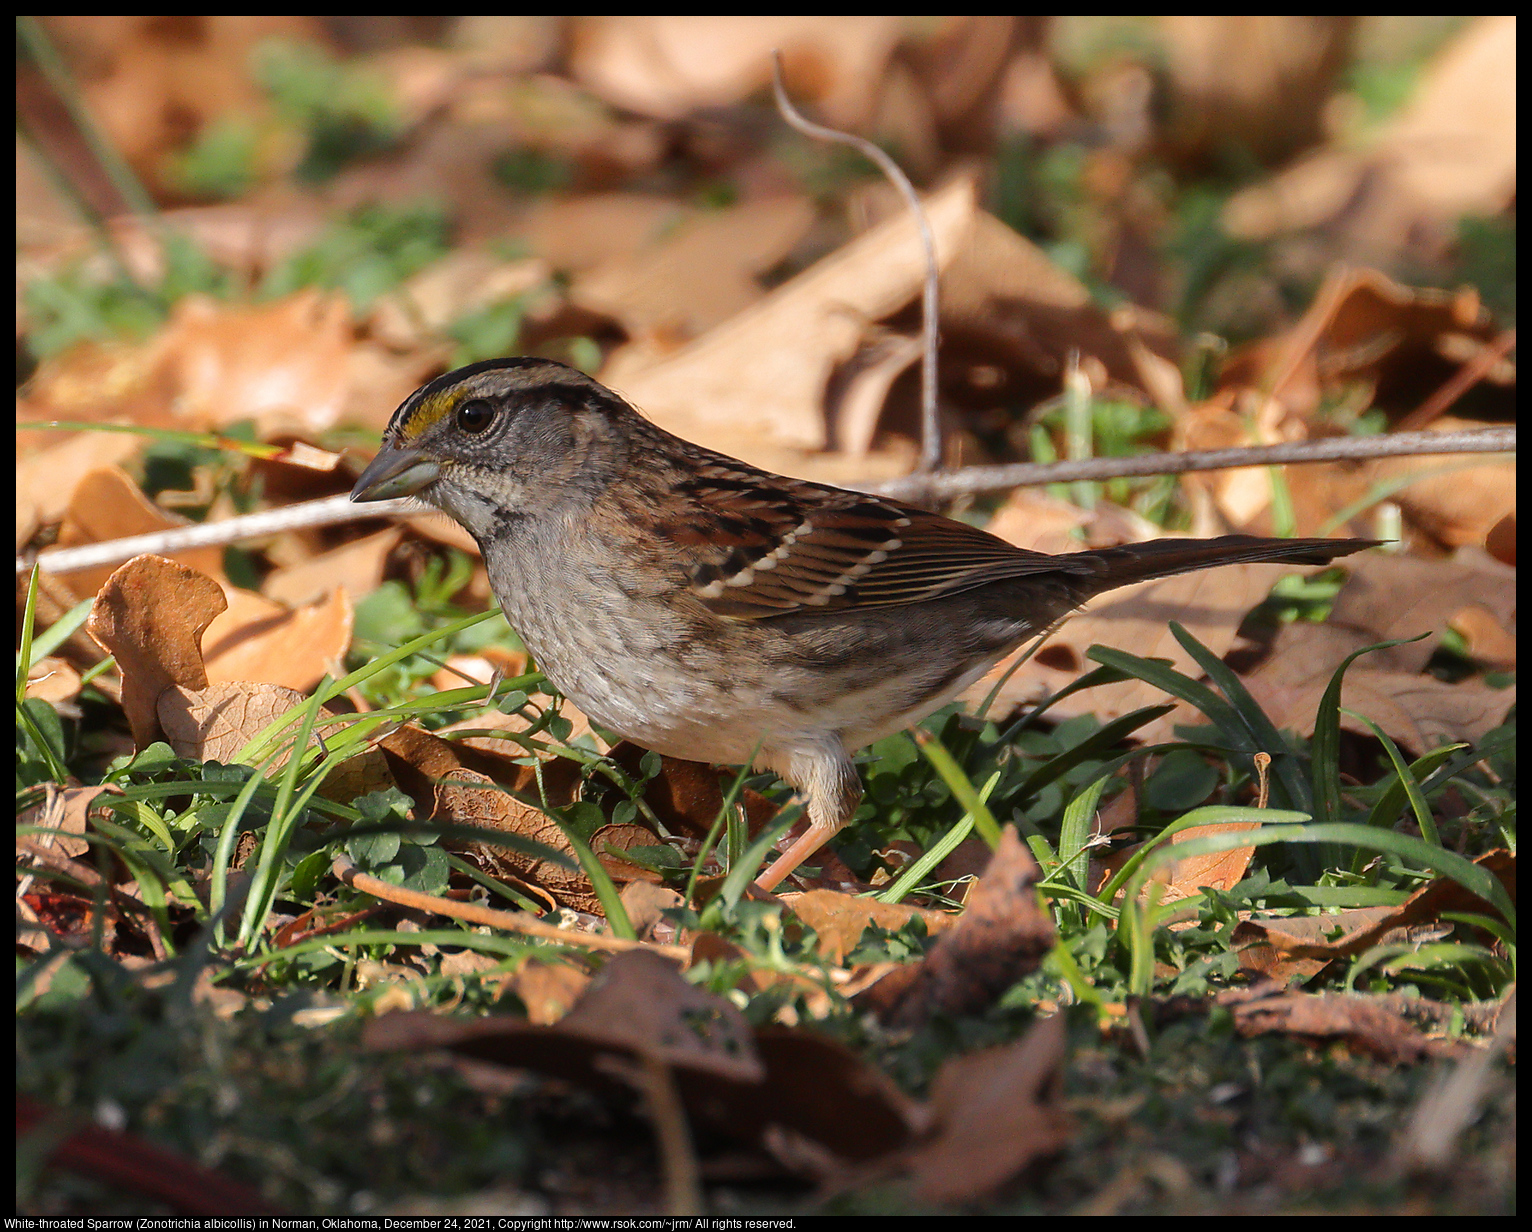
[1342,708,1443,847]
[1086,646,1252,750]
[1364,743,1467,832]
[1168,622,1309,814]
[913,728,1002,849]
[877,770,1000,904]
[1124,822,1514,927]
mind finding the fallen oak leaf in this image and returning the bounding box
[902,1013,1071,1204]
[861,826,1054,1026]
[1216,981,1468,1063]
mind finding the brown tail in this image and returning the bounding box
[1070,535,1380,598]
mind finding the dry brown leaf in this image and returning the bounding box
[1224,16,1516,254]
[15,430,147,551]
[561,949,761,1077]
[1232,849,1515,981]
[1157,17,1356,166]
[22,785,120,859]
[262,527,403,609]
[618,882,685,945]
[1485,511,1515,567]
[1366,445,1517,552]
[1243,621,1515,751]
[778,889,955,965]
[365,966,921,1168]
[832,334,924,457]
[568,16,905,127]
[428,647,531,696]
[1326,549,1516,673]
[571,196,815,345]
[51,466,226,601]
[25,657,82,706]
[872,827,1054,1026]
[1156,821,1262,903]
[505,957,593,1026]
[903,1012,1071,1204]
[601,173,979,457]
[156,680,305,764]
[200,586,353,693]
[745,1026,924,1165]
[521,193,693,274]
[147,290,357,437]
[1217,982,1466,1063]
[86,555,226,749]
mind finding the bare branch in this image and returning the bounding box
[863,427,1516,502]
[21,429,1514,577]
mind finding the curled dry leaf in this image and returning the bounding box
[1216,982,1467,1064]
[902,1012,1071,1204]
[604,174,978,458]
[864,827,1054,1026]
[200,586,353,693]
[25,657,83,706]
[618,882,685,945]
[1233,849,1516,982]
[16,431,147,552]
[86,555,226,749]
[571,196,815,346]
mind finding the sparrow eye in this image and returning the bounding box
[455,399,495,434]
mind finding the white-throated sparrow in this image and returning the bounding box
[352,358,1377,890]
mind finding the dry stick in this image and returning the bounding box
[1396,327,1517,432]
[329,855,690,961]
[21,429,1515,577]
[769,49,943,474]
[865,426,1515,503]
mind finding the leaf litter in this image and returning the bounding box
[16,15,1515,1215]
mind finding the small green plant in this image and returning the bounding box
[261,201,452,312]
[253,39,402,182]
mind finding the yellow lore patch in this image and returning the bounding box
[398,387,464,441]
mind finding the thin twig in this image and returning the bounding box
[23,493,414,576]
[865,427,1515,503]
[770,49,943,473]
[20,430,1514,577]
[329,856,690,961]
[1396,327,1516,432]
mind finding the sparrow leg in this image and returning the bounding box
[754,739,861,892]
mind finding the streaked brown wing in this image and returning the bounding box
[664,459,1096,620]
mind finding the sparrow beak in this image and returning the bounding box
[351,443,440,502]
